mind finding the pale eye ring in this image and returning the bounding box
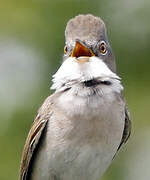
[64,45,68,54]
[99,41,107,55]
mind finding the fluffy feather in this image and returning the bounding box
[51,56,123,94]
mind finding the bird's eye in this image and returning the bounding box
[99,42,107,54]
[64,45,68,54]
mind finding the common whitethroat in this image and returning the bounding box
[19,14,131,180]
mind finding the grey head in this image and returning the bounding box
[64,14,116,72]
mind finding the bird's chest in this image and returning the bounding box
[32,92,125,180]
[49,91,123,143]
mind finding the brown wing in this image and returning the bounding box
[118,106,131,151]
[19,96,53,180]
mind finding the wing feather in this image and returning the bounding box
[19,96,53,180]
[118,107,131,151]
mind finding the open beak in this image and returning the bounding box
[71,41,95,62]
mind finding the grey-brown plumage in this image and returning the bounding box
[19,14,131,180]
[65,14,107,44]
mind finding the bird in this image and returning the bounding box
[19,14,131,180]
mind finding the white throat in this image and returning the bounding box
[51,56,123,94]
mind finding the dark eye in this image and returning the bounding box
[99,42,107,54]
[64,45,68,54]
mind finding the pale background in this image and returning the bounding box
[0,0,150,179]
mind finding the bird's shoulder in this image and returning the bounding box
[19,94,56,180]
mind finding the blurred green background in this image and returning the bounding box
[0,0,150,180]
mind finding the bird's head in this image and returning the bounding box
[64,14,116,72]
[51,14,121,92]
